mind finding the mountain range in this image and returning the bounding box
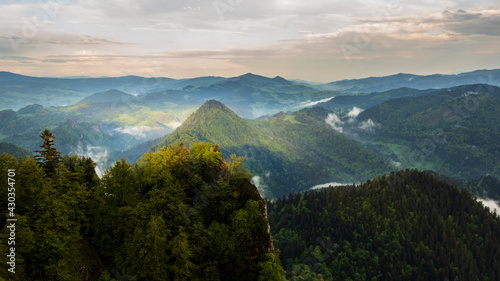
[318,69,500,93]
[1,70,499,198]
[2,68,499,111]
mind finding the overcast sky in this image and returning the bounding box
[1,0,499,82]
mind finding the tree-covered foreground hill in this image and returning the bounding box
[268,169,500,281]
[0,131,284,280]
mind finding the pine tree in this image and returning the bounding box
[34,128,62,175]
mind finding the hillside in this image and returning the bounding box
[0,142,32,158]
[315,87,437,112]
[268,169,500,281]
[153,100,393,198]
[355,84,500,179]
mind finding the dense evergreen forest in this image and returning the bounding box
[0,130,284,280]
[268,170,500,281]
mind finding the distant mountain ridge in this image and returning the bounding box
[319,69,500,93]
[3,68,500,111]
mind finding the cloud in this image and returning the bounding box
[300,97,334,107]
[477,198,500,215]
[446,12,500,36]
[252,175,261,187]
[0,55,35,62]
[310,182,346,190]
[442,9,481,20]
[251,175,265,194]
[347,106,363,118]
[391,160,402,169]
[325,113,344,133]
[162,44,302,60]
[358,118,380,132]
[168,121,183,129]
[113,125,170,139]
[70,144,110,177]
[76,35,125,45]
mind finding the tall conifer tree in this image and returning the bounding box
[34,128,62,175]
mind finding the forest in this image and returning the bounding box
[268,170,500,281]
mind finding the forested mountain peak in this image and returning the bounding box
[224,73,292,87]
[17,104,45,114]
[153,100,252,151]
[199,99,235,113]
[180,99,243,128]
[80,89,134,103]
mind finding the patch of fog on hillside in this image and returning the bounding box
[326,107,381,135]
[391,160,402,169]
[358,118,380,132]
[347,106,363,118]
[300,97,335,107]
[113,125,171,139]
[310,182,348,190]
[71,144,110,177]
[168,121,183,129]
[477,198,500,215]
[252,176,263,194]
[251,172,271,195]
[325,113,344,133]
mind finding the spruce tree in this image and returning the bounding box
[34,128,62,175]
